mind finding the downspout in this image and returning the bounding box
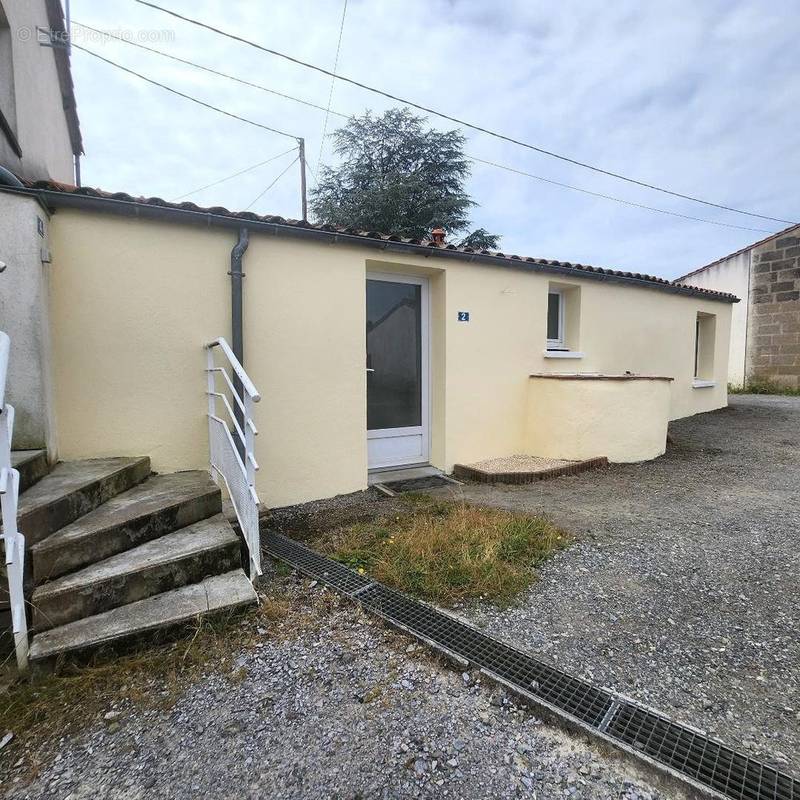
[229,227,249,446]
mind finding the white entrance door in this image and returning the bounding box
[366,273,430,469]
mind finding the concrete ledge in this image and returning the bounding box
[529,372,674,381]
[453,456,608,485]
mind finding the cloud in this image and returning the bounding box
[71,0,799,278]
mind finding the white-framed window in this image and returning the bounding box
[546,289,565,350]
[693,312,716,384]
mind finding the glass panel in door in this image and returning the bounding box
[366,279,422,431]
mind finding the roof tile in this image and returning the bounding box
[21,179,738,302]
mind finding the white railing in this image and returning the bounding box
[0,331,28,672]
[205,338,262,580]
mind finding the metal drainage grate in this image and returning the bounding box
[264,531,373,595]
[606,705,796,800]
[264,532,799,800]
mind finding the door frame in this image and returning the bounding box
[366,271,431,469]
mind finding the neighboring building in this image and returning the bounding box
[0,0,81,183]
[676,225,800,390]
[0,0,81,452]
[0,180,737,508]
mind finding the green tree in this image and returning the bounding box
[311,108,500,248]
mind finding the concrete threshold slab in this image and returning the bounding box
[367,465,442,484]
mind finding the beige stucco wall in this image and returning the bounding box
[0,0,75,182]
[526,377,672,462]
[48,208,733,507]
[678,253,750,387]
[49,213,230,474]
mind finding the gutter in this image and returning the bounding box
[0,184,739,304]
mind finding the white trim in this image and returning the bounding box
[366,272,430,469]
[546,289,565,349]
[543,350,584,359]
[692,379,716,389]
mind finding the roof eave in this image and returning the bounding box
[675,220,800,283]
[1,184,739,303]
[44,0,83,156]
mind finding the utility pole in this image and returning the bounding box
[298,137,308,221]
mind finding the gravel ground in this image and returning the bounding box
[466,455,573,473]
[436,396,800,773]
[3,579,670,800]
[4,395,796,797]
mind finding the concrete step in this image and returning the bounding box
[15,457,151,547]
[11,449,50,493]
[32,514,240,631]
[29,570,257,664]
[31,471,221,583]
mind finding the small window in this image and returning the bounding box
[546,290,565,349]
[694,312,716,380]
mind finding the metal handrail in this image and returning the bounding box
[206,338,261,401]
[205,337,262,580]
[0,332,9,410]
[0,330,28,672]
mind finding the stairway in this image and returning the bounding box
[3,453,256,665]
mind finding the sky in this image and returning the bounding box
[67,0,799,280]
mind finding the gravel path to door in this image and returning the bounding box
[436,395,800,773]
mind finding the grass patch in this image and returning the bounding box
[728,381,800,396]
[315,494,570,607]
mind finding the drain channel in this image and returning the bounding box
[264,532,798,800]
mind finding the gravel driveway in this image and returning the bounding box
[440,395,800,773]
[4,395,796,797]
[4,580,668,800]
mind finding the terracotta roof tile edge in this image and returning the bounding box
[674,221,800,282]
[13,179,739,302]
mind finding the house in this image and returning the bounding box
[1,180,737,510]
[0,0,738,667]
[676,225,800,390]
[0,0,81,452]
[0,0,81,184]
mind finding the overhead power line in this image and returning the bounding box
[316,0,349,183]
[134,0,796,226]
[71,42,301,141]
[69,24,781,234]
[245,156,299,210]
[72,21,345,119]
[173,146,298,200]
[467,156,775,234]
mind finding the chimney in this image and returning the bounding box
[430,227,445,245]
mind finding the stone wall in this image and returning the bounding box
[747,232,800,389]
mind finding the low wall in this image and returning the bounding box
[526,374,672,463]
